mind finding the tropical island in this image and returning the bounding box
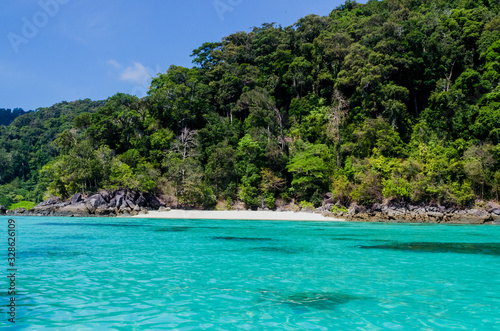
[1,0,500,224]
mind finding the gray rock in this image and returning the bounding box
[120,199,129,209]
[144,193,162,209]
[427,212,445,218]
[0,205,6,215]
[125,199,136,209]
[70,193,83,205]
[126,191,139,202]
[415,208,426,215]
[114,195,124,208]
[158,206,171,212]
[136,195,147,207]
[486,202,500,213]
[99,190,111,203]
[323,203,334,212]
[448,214,487,224]
[85,194,108,213]
[36,197,60,207]
[59,203,90,215]
[322,192,334,206]
[95,207,114,216]
[7,208,27,215]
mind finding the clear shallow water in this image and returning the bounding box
[1,217,499,330]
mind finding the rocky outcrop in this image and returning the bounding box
[323,200,500,224]
[6,208,27,216]
[14,189,165,217]
[0,205,6,215]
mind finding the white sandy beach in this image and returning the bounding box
[131,210,344,221]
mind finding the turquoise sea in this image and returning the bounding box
[1,216,499,330]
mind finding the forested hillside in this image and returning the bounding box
[3,0,500,210]
[0,99,103,208]
[0,108,32,126]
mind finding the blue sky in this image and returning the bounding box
[0,0,353,111]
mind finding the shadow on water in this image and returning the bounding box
[358,242,500,256]
[37,222,144,227]
[283,292,362,311]
[19,249,87,258]
[211,236,274,242]
[153,226,224,232]
[191,226,222,229]
[154,227,190,232]
[250,246,303,254]
[256,291,364,313]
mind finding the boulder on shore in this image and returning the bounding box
[26,189,165,217]
[7,208,27,215]
[336,201,499,225]
[59,203,90,215]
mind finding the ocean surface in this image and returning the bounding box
[1,216,499,330]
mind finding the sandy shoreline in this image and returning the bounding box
[131,210,345,221]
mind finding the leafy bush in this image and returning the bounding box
[331,175,352,206]
[382,177,411,200]
[202,185,217,209]
[264,193,276,209]
[350,171,383,206]
[447,181,476,208]
[330,205,348,213]
[8,201,37,210]
[300,201,315,210]
[310,190,323,208]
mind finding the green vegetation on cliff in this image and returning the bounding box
[2,0,500,209]
[0,99,103,207]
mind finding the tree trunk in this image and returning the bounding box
[274,107,288,156]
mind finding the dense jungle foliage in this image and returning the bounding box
[0,100,103,207]
[2,0,500,210]
[0,108,32,126]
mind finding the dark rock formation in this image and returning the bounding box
[15,189,165,217]
[7,208,27,215]
[486,202,500,215]
[323,202,499,224]
[0,205,6,215]
[70,193,83,205]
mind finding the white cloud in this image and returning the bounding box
[106,60,162,97]
[107,59,122,69]
[119,62,150,85]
